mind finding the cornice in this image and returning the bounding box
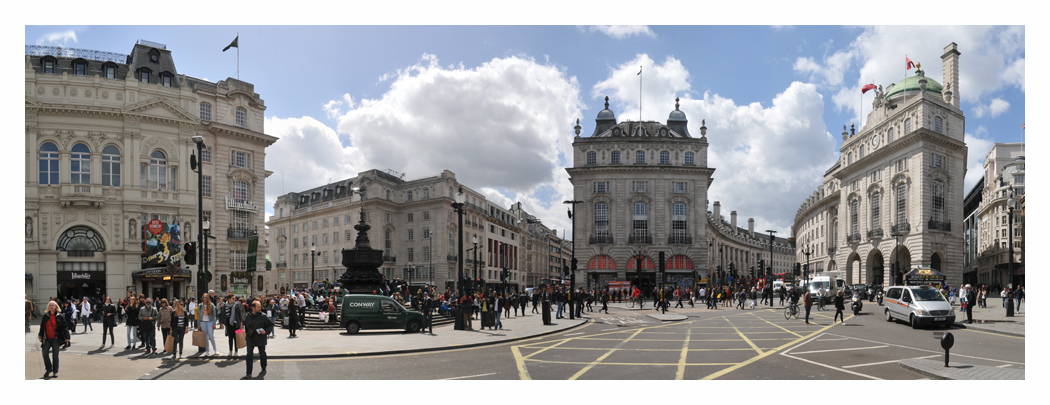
[204,122,278,146]
[566,165,715,176]
[834,128,965,180]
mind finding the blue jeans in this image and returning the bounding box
[81,315,92,332]
[556,302,564,318]
[495,310,502,329]
[1002,297,1007,307]
[142,325,156,350]
[42,338,61,374]
[201,320,217,354]
[126,325,138,347]
[1016,298,1021,311]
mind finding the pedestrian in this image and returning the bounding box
[157,298,172,353]
[833,290,845,325]
[675,289,684,308]
[265,300,278,338]
[803,288,814,325]
[242,300,273,379]
[124,297,139,350]
[100,297,116,348]
[38,301,70,379]
[1001,287,1008,308]
[532,291,540,314]
[420,292,434,334]
[26,295,35,333]
[494,294,504,330]
[600,292,609,314]
[198,295,219,356]
[503,294,512,319]
[169,300,188,359]
[138,298,159,354]
[287,298,300,338]
[964,284,976,323]
[222,294,246,358]
[188,298,198,330]
[1015,286,1023,312]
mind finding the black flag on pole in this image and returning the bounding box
[223,36,238,52]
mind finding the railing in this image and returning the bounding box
[928,219,951,232]
[446,254,457,262]
[628,233,653,244]
[867,228,884,239]
[73,185,91,193]
[227,227,256,240]
[276,262,287,269]
[667,235,693,245]
[891,222,911,235]
[847,233,862,244]
[589,234,614,244]
[827,247,836,256]
[26,45,128,64]
[384,255,397,262]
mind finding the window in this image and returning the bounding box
[887,128,895,143]
[162,75,172,87]
[148,151,167,190]
[932,180,945,223]
[447,229,454,256]
[635,150,646,163]
[384,229,393,257]
[871,192,881,230]
[38,142,59,185]
[101,146,120,187]
[69,143,91,185]
[407,213,414,222]
[200,145,211,163]
[633,201,648,237]
[860,145,865,158]
[333,216,339,226]
[423,188,429,199]
[105,65,116,79]
[333,232,340,243]
[323,219,329,228]
[231,150,251,168]
[408,229,414,240]
[685,152,694,165]
[200,102,212,121]
[294,238,299,248]
[632,181,648,193]
[593,181,609,193]
[660,151,670,164]
[312,235,317,245]
[407,248,414,262]
[233,180,249,203]
[323,234,328,244]
[229,251,247,272]
[423,211,430,220]
[848,152,853,165]
[236,107,247,127]
[896,158,906,172]
[43,60,54,73]
[232,210,249,232]
[932,154,945,169]
[934,117,943,133]
[672,202,687,237]
[139,71,149,83]
[672,182,687,193]
[904,118,912,134]
[387,213,392,223]
[871,170,880,183]
[423,227,430,239]
[1014,175,1024,184]
[586,151,597,165]
[323,251,328,264]
[303,236,307,246]
[202,176,212,197]
[345,214,351,224]
[594,202,609,237]
[896,183,907,225]
[611,151,621,164]
[294,255,299,266]
[423,246,431,262]
[74,62,85,75]
[849,200,859,236]
[407,191,414,201]
[1015,228,1022,237]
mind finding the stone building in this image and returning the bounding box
[706,203,793,285]
[792,42,968,287]
[24,41,275,303]
[973,144,1024,287]
[567,97,713,291]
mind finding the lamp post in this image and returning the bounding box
[191,136,208,296]
[451,187,466,330]
[719,243,724,291]
[310,244,321,296]
[406,261,414,299]
[766,230,777,308]
[564,199,582,320]
[465,236,479,296]
[1007,190,1016,310]
[802,244,813,286]
[893,233,905,286]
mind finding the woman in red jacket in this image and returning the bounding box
[38,301,70,379]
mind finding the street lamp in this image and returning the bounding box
[310,244,321,295]
[451,187,466,330]
[802,244,813,286]
[766,230,777,308]
[190,135,209,296]
[465,236,479,296]
[892,233,905,286]
[406,261,414,299]
[564,199,583,320]
[1007,190,1016,316]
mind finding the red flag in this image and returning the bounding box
[906,57,915,70]
[862,84,877,94]
[1022,124,1025,129]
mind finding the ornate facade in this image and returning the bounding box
[972,144,1024,286]
[792,42,967,287]
[706,203,793,285]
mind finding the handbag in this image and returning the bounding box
[165,335,175,352]
[235,328,247,349]
[192,330,206,348]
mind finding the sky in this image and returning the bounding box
[22,24,1026,237]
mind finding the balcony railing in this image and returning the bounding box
[891,222,911,235]
[383,255,396,262]
[628,233,653,244]
[928,219,951,232]
[867,228,884,239]
[589,234,614,245]
[276,261,287,269]
[827,247,836,256]
[667,235,693,245]
[227,227,256,240]
[446,254,457,262]
[67,250,95,257]
[846,233,862,244]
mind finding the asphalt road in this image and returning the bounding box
[25,304,1024,380]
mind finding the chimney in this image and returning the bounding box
[713,201,721,222]
[748,218,755,237]
[941,42,961,109]
[731,211,738,230]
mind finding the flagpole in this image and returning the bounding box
[639,66,642,123]
[237,31,240,80]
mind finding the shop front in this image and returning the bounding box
[662,272,696,290]
[133,266,192,301]
[230,273,251,296]
[57,263,106,301]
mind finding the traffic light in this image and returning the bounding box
[571,258,578,271]
[184,242,197,265]
[750,266,755,278]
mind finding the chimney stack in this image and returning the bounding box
[731,211,738,230]
[714,201,721,223]
[748,218,755,237]
[941,42,961,109]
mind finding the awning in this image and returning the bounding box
[132,266,193,277]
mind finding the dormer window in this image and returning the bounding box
[162,75,172,87]
[102,63,117,79]
[73,61,86,75]
[148,48,160,63]
[137,67,152,84]
[42,58,56,73]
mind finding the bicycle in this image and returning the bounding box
[816,295,826,311]
[784,302,800,320]
[628,296,644,309]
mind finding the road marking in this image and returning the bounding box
[440,372,498,380]
[957,328,1025,340]
[746,312,803,338]
[790,345,889,355]
[843,355,937,369]
[725,316,763,355]
[700,315,853,380]
[997,364,1012,368]
[568,349,618,380]
[778,331,883,380]
[826,333,1026,365]
[675,328,692,380]
[816,338,850,341]
[525,359,737,366]
[511,346,530,380]
[565,332,584,336]
[522,338,571,359]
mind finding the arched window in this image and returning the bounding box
[587,255,617,270]
[932,180,945,223]
[56,226,106,253]
[626,255,655,269]
[147,150,167,190]
[586,151,596,165]
[870,192,880,230]
[860,145,865,158]
[407,190,414,201]
[611,151,621,164]
[200,102,212,121]
[668,255,694,269]
[70,143,91,185]
[38,142,59,185]
[849,199,859,237]
[102,145,121,187]
[847,152,853,165]
[633,201,648,237]
[672,202,687,238]
[904,118,912,134]
[236,107,247,127]
[896,182,907,225]
[934,117,943,133]
[446,229,453,257]
[594,202,609,237]
[887,127,895,143]
[684,152,695,165]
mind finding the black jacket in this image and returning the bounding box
[102,303,117,327]
[171,313,189,335]
[242,312,274,347]
[38,313,70,341]
[124,303,140,326]
[834,296,845,310]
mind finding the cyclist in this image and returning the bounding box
[817,285,827,311]
[631,287,642,309]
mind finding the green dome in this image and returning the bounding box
[884,71,943,99]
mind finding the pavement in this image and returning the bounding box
[950,302,1025,337]
[25,311,589,360]
[899,358,1024,380]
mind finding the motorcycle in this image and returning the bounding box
[875,290,884,306]
[851,292,863,315]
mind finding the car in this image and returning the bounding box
[883,285,955,329]
[340,294,425,334]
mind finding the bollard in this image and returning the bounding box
[940,332,954,367]
[1006,298,1014,317]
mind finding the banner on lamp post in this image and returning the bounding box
[246,234,258,272]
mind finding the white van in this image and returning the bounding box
[883,285,955,329]
[805,276,839,305]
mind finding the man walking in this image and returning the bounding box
[138,298,159,354]
[420,292,434,334]
[554,288,564,319]
[242,300,273,379]
[964,284,976,324]
[802,288,814,325]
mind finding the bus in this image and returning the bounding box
[538,277,569,289]
[774,273,795,286]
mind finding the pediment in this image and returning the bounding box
[124,98,198,123]
[25,95,42,107]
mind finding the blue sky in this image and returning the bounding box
[23,25,1025,236]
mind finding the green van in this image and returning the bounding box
[340,294,424,334]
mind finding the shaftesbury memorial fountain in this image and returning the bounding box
[338,209,385,294]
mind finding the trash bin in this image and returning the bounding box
[541,300,552,325]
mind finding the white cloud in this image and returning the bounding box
[972,98,1010,118]
[1002,57,1025,92]
[964,127,995,192]
[36,30,78,45]
[578,25,655,39]
[264,54,585,233]
[321,93,354,119]
[772,25,795,31]
[590,55,838,233]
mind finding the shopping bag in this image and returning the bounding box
[192,331,206,348]
[283,316,290,329]
[165,335,175,353]
[235,329,247,349]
